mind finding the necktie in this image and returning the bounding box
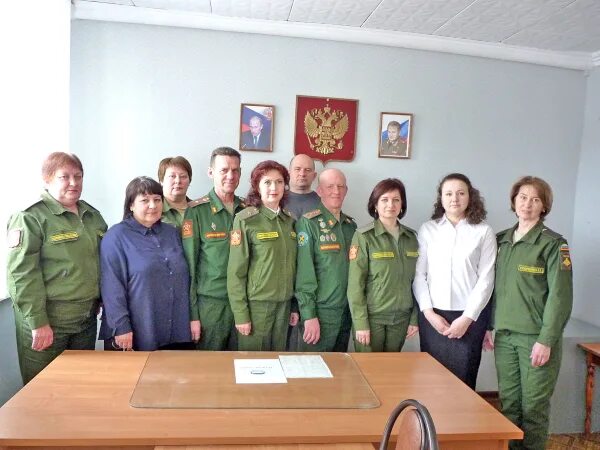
[253,136,257,146]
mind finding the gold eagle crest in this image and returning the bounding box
[304,105,349,155]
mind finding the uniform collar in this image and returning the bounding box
[499,220,544,245]
[163,197,190,213]
[41,189,89,217]
[259,205,281,220]
[208,188,242,214]
[317,201,350,226]
[374,218,409,237]
[125,216,163,235]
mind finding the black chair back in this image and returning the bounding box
[379,398,439,450]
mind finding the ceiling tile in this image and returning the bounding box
[364,0,474,34]
[435,0,574,43]
[505,0,600,51]
[289,0,382,27]
[211,0,293,20]
[132,0,211,13]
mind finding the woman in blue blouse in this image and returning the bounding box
[100,176,192,350]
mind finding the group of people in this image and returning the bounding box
[7,149,572,450]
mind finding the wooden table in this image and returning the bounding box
[578,343,600,435]
[0,351,521,450]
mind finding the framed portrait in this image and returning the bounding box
[239,104,274,152]
[294,95,358,164]
[378,112,413,159]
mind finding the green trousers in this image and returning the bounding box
[353,313,411,352]
[196,296,236,351]
[14,305,97,385]
[299,305,352,352]
[237,300,291,351]
[495,330,562,450]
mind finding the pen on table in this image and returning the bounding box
[251,369,265,375]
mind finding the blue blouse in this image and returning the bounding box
[100,217,191,350]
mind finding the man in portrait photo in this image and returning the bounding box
[241,115,270,150]
[380,120,407,157]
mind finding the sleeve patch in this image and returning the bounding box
[7,229,22,248]
[349,245,359,261]
[560,244,572,271]
[297,231,309,247]
[182,219,193,238]
[230,229,242,246]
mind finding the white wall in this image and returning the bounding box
[70,20,585,241]
[572,67,600,326]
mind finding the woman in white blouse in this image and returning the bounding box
[413,173,496,389]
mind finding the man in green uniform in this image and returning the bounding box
[295,168,356,352]
[7,152,107,384]
[181,147,244,350]
[493,221,573,450]
[380,121,407,157]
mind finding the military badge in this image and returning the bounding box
[319,235,326,242]
[319,221,326,229]
[182,220,193,238]
[331,233,337,242]
[560,244,572,271]
[327,219,334,226]
[7,229,22,248]
[230,230,242,246]
[211,222,217,231]
[349,245,359,261]
[291,231,297,239]
[297,231,309,247]
[320,243,341,251]
[211,206,217,214]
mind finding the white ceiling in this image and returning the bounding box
[72,0,600,70]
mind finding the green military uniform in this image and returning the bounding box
[493,221,573,450]
[161,198,188,229]
[7,190,107,384]
[381,139,407,157]
[295,203,356,352]
[182,189,245,350]
[227,206,296,351]
[347,220,418,352]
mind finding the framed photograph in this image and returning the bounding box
[239,104,274,152]
[378,112,413,159]
[294,95,358,164]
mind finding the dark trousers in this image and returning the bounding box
[418,304,490,390]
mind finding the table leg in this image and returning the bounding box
[585,352,595,435]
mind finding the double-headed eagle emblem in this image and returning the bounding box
[304,104,349,155]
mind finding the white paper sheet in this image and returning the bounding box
[278,355,333,378]
[234,359,288,384]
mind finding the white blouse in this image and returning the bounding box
[412,215,496,321]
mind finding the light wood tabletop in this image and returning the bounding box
[0,350,521,450]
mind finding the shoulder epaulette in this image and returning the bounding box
[303,209,322,219]
[497,228,512,239]
[22,198,44,213]
[402,224,417,235]
[357,222,375,233]
[236,206,260,220]
[542,227,563,240]
[238,196,246,208]
[187,196,210,208]
[79,200,102,214]
[344,214,356,224]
